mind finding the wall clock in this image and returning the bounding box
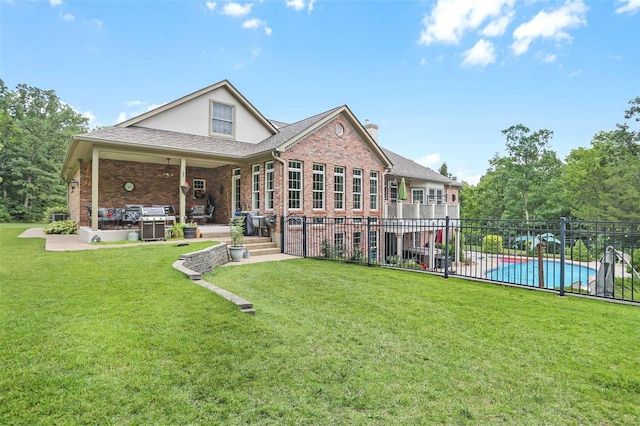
[124,181,135,192]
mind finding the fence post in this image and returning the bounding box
[444,216,450,279]
[559,217,566,296]
[281,215,285,254]
[367,217,372,267]
[302,216,307,258]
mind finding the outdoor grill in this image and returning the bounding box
[139,206,171,241]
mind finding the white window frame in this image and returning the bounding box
[193,178,206,200]
[232,168,241,213]
[288,160,303,210]
[265,161,274,211]
[369,171,379,210]
[210,101,235,137]
[389,180,398,203]
[313,163,325,210]
[428,188,444,204]
[353,169,362,210]
[252,164,260,210]
[334,166,345,210]
[412,189,424,204]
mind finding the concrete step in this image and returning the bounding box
[249,247,281,257]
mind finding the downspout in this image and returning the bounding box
[272,150,287,217]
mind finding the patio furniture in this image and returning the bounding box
[191,205,206,224]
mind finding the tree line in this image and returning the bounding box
[0,80,88,222]
[456,97,639,223]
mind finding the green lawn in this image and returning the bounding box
[1,224,639,425]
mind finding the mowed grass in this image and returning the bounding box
[1,224,639,425]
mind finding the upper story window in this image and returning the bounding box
[211,101,234,136]
[412,189,424,204]
[369,171,379,210]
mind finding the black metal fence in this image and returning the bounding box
[281,216,640,304]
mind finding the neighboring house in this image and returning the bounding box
[61,80,460,256]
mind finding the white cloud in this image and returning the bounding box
[286,0,305,11]
[542,53,557,63]
[125,100,144,107]
[414,153,441,168]
[461,39,496,67]
[223,2,252,17]
[82,110,97,126]
[242,18,272,35]
[91,18,104,29]
[50,0,62,6]
[511,0,588,56]
[419,0,515,45]
[568,69,582,78]
[205,1,217,11]
[420,57,427,66]
[481,11,514,37]
[62,13,75,21]
[456,170,482,185]
[615,0,640,14]
[116,112,128,124]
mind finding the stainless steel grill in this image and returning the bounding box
[139,206,172,241]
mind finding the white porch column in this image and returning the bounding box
[179,158,187,224]
[428,231,436,269]
[91,149,99,231]
[396,234,403,260]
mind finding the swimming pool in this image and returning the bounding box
[486,260,596,289]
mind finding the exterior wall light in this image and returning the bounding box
[69,179,79,193]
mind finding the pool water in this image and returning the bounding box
[486,260,596,289]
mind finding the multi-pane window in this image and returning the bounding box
[334,166,345,210]
[288,160,302,210]
[369,230,378,259]
[334,232,345,255]
[389,181,398,203]
[369,171,378,210]
[193,179,206,199]
[233,168,241,212]
[211,102,233,136]
[265,161,274,210]
[412,189,424,204]
[313,163,325,210]
[429,189,444,204]
[353,169,362,210]
[252,164,260,210]
[353,231,362,248]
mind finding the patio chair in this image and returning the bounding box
[191,205,206,224]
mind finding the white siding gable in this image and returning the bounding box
[130,86,273,143]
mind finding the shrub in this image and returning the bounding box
[569,240,591,261]
[43,206,69,223]
[481,235,503,254]
[628,248,640,274]
[44,220,77,235]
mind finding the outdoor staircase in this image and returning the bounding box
[199,228,280,257]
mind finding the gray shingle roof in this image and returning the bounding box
[382,148,460,186]
[77,126,259,158]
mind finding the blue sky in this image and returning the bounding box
[1,0,639,184]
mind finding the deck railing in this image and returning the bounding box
[385,202,459,220]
